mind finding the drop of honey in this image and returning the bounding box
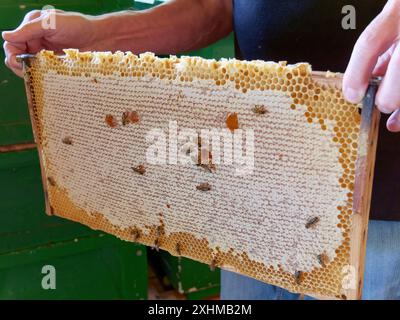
[226,112,239,132]
[105,114,118,128]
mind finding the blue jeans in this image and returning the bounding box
[221,220,400,300]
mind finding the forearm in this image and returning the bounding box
[91,0,233,54]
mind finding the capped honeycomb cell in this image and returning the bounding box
[20,50,379,300]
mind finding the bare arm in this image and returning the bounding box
[93,0,233,54]
[2,0,233,77]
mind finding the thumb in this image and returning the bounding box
[2,17,47,43]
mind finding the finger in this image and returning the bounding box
[4,54,24,78]
[1,9,41,42]
[387,109,400,132]
[2,16,49,43]
[12,67,24,78]
[3,41,27,73]
[21,10,41,24]
[373,43,396,76]
[9,62,24,78]
[343,12,399,103]
[376,43,400,113]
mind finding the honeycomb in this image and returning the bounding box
[23,49,372,299]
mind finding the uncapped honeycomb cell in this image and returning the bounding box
[24,49,368,299]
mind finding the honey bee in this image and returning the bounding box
[47,176,56,186]
[209,258,217,272]
[196,182,211,191]
[131,228,140,241]
[198,163,216,173]
[92,78,98,83]
[132,165,146,175]
[196,138,216,173]
[122,110,140,125]
[155,225,163,237]
[198,152,216,173]
[62,137,73,145]
[305,217,320,229]
[317,253,330,267]
[175,242,182,255]
[153,238,160,251]
[294,271,304,285]
[252,105,268,115]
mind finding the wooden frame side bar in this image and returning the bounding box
[20,55,52,216]
[347,81,380,300]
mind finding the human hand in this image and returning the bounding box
[343,0,400,132]
[2,9,98,77]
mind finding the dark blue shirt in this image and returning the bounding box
[233,0,398,220]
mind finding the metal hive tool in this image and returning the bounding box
[18,50,380,299]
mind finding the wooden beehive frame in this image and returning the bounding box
[18,52,380,300]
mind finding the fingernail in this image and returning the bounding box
[379,106,393,114]
[387,119,400,132]
[387,110,400,132]
[344,87,364,104]
[375,96,392,114]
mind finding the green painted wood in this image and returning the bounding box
[103,0,134,12]
[0,233,147,299]
[150,250,220,299]
[0,149,99,254]
[0,49,33,145]
[0,147,148,300]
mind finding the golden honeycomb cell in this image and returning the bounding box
[21,49,377,300]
